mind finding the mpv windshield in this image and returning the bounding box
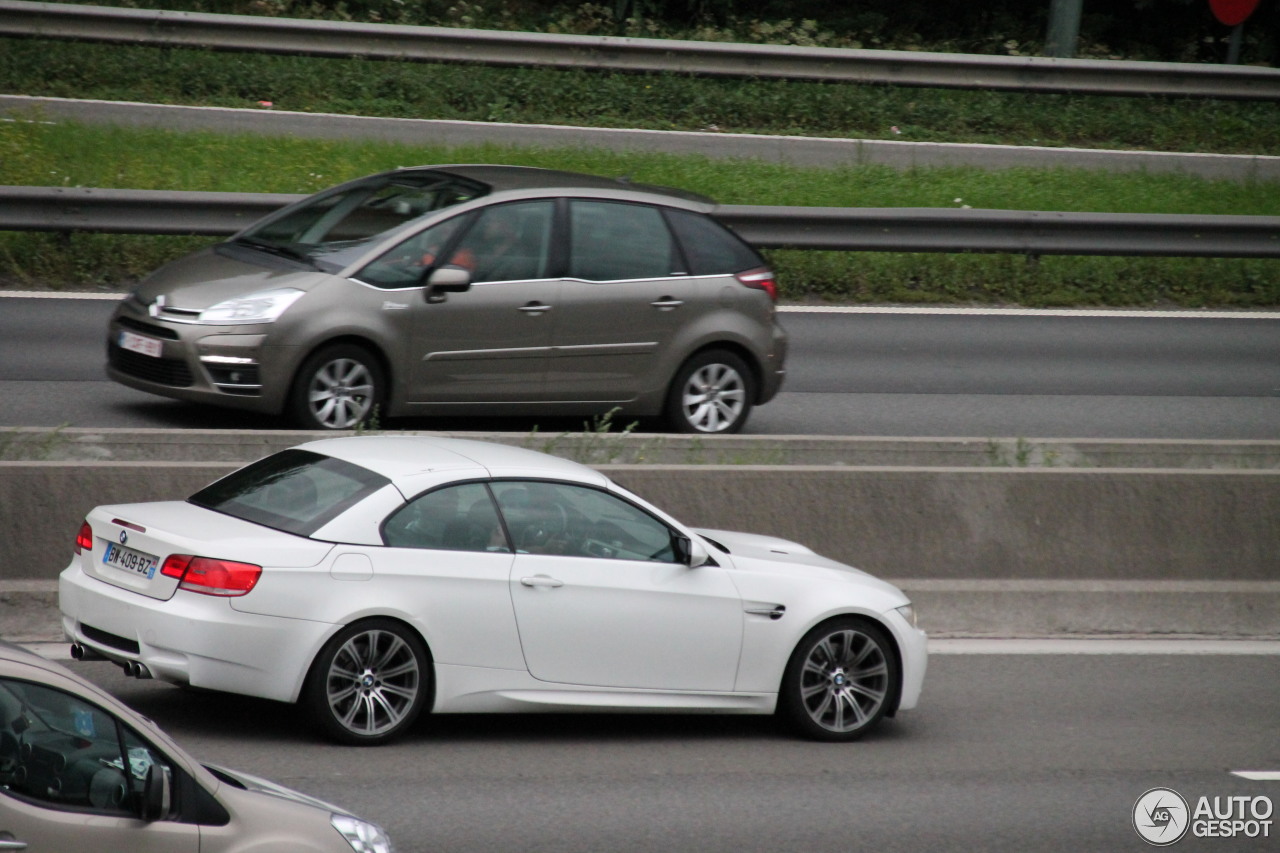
[230,170,490,273]
[190,449,390,536]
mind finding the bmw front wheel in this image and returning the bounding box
[304,620,430,745]
[289,344,385,430]
[665,349,755,434]
[779,617,898,742]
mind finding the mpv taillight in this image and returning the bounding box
[736,266,778,302]
[75,521,93,554]
[161,555,262,597]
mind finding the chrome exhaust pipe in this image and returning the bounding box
[70,643,106,662]
[132,662,152,679]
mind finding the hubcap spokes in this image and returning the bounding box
[799,629,888,733]
[326,630,420,736]
[682,364,745,432]
[309,359,374,428]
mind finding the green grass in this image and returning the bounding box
[3,38,1280,156]
[2,118,1276,307]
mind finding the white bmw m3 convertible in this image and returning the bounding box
[60,436,926,745]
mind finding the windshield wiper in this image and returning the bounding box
[234,237,316,268]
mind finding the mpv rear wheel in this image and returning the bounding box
[665,350,755,434]
[289,344,384,430]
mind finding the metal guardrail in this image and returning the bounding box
[2,0,1278,100]
[4,186,1279,258]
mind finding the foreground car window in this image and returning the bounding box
[493,481,679,561]
[190,449,390,537]
[0,678,172,817]
[383,482,510,552]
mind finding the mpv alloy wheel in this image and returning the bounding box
[289,344,385,430]
[666,349,755,434]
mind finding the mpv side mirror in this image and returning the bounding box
[425,265,472,304]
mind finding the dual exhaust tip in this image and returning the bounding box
[69,642,152,679]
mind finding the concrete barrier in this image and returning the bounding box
[2,458,1277,639]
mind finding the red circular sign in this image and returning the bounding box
[1208,0,1260,26]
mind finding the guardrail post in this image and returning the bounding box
[1045,0,1084,58]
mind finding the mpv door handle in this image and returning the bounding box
[519,302,552,315]
[650,298,684,310]
[520,575,564,588]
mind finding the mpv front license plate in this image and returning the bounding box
[103,542,159,579]
[119,330,163,358]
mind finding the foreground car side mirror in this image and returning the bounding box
[425,264,472,304]
[138,763,172,822]
[674,535,711,568]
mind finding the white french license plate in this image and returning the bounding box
[103,542,159,579]
[118,330,163,358]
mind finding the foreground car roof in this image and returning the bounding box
[297,435,610,490]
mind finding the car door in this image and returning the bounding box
[359,200,559,404]
[545,200,695,401]
[497,481,744,691]
[0,678,198,853]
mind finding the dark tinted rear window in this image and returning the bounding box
[189,449,390,537]
[664,209,763,275]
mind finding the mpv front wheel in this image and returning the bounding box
[288,344,385,430]
[665,349,755,434]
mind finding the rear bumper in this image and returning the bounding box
[60,559,333,703]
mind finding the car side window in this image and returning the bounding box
[663,208,764,275]
[383,482,510,553]
[0,678,172,818]
[355,214,472,290]
[445,201,556,284]
[493,481,679,562]
[568,201,680,282]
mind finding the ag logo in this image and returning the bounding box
[1134,788,1190,845]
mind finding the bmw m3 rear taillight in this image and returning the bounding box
[75,521,93,554]
[160,555,262,596]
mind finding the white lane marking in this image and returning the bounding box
[4,291,1280,318]
[1232,771,1280,781]
[929,639,1280,655]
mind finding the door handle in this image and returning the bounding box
[0,839,29,851]
[520,575,564,588]
[650,298,684,310]
[519,302,552,315]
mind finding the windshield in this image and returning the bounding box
[232,171,489,273]
[189,449,390,537]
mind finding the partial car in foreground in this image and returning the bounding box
[106,164,787,433]
[0,641,393,852]
[60,437,926,745]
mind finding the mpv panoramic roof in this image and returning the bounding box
[394,164,717,206]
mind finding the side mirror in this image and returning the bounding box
[138,763,172,823]
[424,264,472,304]
[674,535,711,568]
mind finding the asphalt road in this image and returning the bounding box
[56,646,1280,853]
[1,295,1278,439]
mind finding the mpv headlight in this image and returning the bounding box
[331,814,395,853]
[199,288,305,324]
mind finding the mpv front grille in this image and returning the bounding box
[116,315,180,340]
[81,623,140,654]
[109,342,195,387]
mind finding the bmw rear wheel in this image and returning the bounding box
[289,344,385,430]
[779,617,898,742]
[305,620,430,745]
[665,349,755,434]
